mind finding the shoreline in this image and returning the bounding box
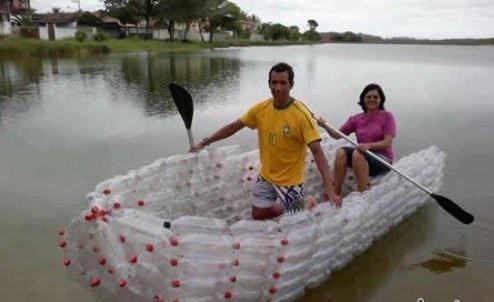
[1,37,493,60]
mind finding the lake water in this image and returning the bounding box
[1,44,493,301]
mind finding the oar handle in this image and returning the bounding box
[322,122,434,195]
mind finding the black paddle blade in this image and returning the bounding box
[168,83,193,129]
[432,193,474,224]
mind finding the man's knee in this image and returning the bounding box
[252,205,282,220]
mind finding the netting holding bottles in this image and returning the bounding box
[57,138,445,302]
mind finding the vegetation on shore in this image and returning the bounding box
[0,37,327,60]
[2,31,493,60]
[320,31,494,46]
[0,38,110,59]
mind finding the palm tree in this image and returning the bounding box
[307,19,318,31]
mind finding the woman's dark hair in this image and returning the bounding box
[358,83,386,112]
[268,62,294,84]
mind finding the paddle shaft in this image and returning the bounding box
[323,123,434,195]
[187,129,194,148]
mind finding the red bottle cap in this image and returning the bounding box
[57,227,65,236]
[171,279,180,288]
[118,279,127,288]
[89,277,101,287]
[170,237,179,246]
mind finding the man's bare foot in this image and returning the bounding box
[304,195,318,210]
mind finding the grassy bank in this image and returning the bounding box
[2,36,493,60]
[0,38,111,59]
[102,38,207,52]
[0,37,321,59]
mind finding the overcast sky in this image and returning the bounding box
[31,0,494,39]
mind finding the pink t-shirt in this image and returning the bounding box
[340,110,397,161]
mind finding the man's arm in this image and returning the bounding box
[309,140,342,206]
[189,119,245,152]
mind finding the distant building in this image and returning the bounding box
[0,0,31,35]
[99,16,127,39]
[36,11,78,40]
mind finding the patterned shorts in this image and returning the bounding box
[252,176,305,212]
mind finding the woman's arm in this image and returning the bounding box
[358,135,394,151]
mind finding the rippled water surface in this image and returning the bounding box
[1,44,493,301]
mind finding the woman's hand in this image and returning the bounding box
[357,143,372,153]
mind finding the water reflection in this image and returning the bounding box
[1,45,493,302]
[0,52,241,125]
[0,58,43,97]
[414,249,467,275]
[304,206,436,302]
[116,52,241,115]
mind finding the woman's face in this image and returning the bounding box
[364,89,381,112]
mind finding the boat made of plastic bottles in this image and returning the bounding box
[58,138,445,302]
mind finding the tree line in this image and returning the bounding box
[102,0,258,42]
[102,0,322,42]
[257,19,321,42]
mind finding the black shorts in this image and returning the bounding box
[342,147,391,177]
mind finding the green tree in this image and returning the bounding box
[249,14,260,23]
[129,0,159,38]
[77,11,102,26]
[289,25,300,41]
[269,23,290,40]
[155,0,196,41]
[257,22,273,40]
[103,0,138,25]
[307,19,318,32]
[104,0,159,38]
[204,0,237,42]
[302,30,321,41]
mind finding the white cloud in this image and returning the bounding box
[236,0,494,38]
[31,0,103,13]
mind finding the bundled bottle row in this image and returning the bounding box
[58,144,445,301]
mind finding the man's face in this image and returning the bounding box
[269,71,293,103]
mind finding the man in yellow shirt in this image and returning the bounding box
[190,62,341,219]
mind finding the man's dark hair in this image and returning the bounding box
[268,62,294,84]
[358,83,386,112]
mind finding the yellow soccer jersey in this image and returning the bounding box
[240,98,321,186]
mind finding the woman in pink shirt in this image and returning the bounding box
[317,83,397,194]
